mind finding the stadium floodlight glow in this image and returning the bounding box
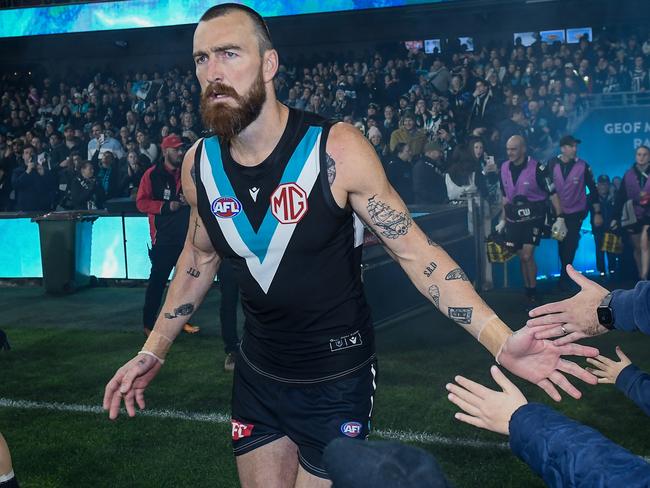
[0,0,456,39]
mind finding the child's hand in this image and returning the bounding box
[586,347,632,384]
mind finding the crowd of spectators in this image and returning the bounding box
[1,31,649,213]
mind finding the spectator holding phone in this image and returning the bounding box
[11,145,55,212]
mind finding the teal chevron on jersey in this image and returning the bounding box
[203,126,322,264]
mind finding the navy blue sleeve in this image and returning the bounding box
[615,364,650,417]
[509,403,650,487]
[611,281,650,334]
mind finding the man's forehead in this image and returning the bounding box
[193,11,256,51]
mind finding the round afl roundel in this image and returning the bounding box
[270,183,308,224]
[211,196,242,218]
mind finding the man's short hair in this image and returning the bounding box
[199,3,273,55]
[510,106,524,118]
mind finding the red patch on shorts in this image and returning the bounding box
[231,419,255,440]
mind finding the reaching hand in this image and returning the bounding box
[497,324,599,401]
[526,265,610,345]
[586,347,632,384]
[103,354,162,420]
[593,213,604,228]
[495,219,506,234]
[447,366,527,435]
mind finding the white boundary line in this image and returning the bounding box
[0,397,507,449]
[6,397,650,462]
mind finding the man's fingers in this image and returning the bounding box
[454,375,493,400]
[447,392,482,418]
[597,377,614,384]
[135,389,146,410]
[532,323,567,340]
[124,390,137,417]
[527,313,569,327]
[557,343,599,358]
[537,378,561,402]
[557,359,598,385]
[550,371,581,399]
[490,365,517,393]
[528,299,569,318]
[108,390,123,420]
[103,376,121,410]
[119,367,140,394]
[454,412,488,430]
[552,331,587,346]
[566,264,591,289]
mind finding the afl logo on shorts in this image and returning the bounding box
[340,421,362,438]
[270,183,308,224]
[212,196,242,218]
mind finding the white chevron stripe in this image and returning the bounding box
[200,133,322,293]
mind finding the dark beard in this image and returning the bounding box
[200,69,266,141]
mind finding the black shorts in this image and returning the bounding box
[625,219,650,235]
[504,218,544,250]
[230,354,378,479]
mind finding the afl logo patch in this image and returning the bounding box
[211,196,242,218]
[340,421,362,438]
[270,182,308,224]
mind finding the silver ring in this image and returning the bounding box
[561,325,568,335]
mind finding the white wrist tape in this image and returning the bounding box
[476,314,513,358]
[141,330,173,361]
[137,350,165,365]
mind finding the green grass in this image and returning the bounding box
[1,285,649,487]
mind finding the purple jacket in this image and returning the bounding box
[553,159,587,214]
[501,157,547,204]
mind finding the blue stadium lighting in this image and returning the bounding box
[0,0,453,39]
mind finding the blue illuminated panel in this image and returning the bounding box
[0,0,454,39]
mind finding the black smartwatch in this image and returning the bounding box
[597,292,615,330]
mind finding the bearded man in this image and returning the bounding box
[105,4,600,487]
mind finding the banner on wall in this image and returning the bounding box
[574,106,650,179]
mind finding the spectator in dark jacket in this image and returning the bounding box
[70,161,105,210]
[447,365,650,488]
[386,142,413,204]
[412,142,447,205]
[11,145,55,212]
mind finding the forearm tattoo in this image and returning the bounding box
[190,162,197,184]
[192,217,200,245]
[367,195,413,239]
[164,303,194,319]
[445,267,469,281]
[187,267,200,278]
[427,236,440,247]
[326,152,336,186]
[428,285,440,308]
[448,307,473,325]
[423,261,437,277]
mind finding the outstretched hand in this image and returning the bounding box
[497,324,599,401]
[586,346,632,384]
[526,265,610,345]
[103,354,162,420]
[447,365,527,435]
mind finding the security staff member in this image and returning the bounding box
[549,135,600,289]
[497,135,561,306]
[136,134,198,336]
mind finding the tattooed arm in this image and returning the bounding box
[325,123,599,402]
[103,141,221,419]
[326,123,503,350]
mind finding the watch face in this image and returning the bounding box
[597,307,613,327]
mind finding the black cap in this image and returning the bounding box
[323,439,451,488]
[597,174,611,184]
[559,135,581,146]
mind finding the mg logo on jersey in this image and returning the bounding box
[340,421,362,438]
[231,419,254,440]
[270,183,308,224]
[212,196,242,218]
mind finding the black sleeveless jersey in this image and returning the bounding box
[195,108,375,383]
